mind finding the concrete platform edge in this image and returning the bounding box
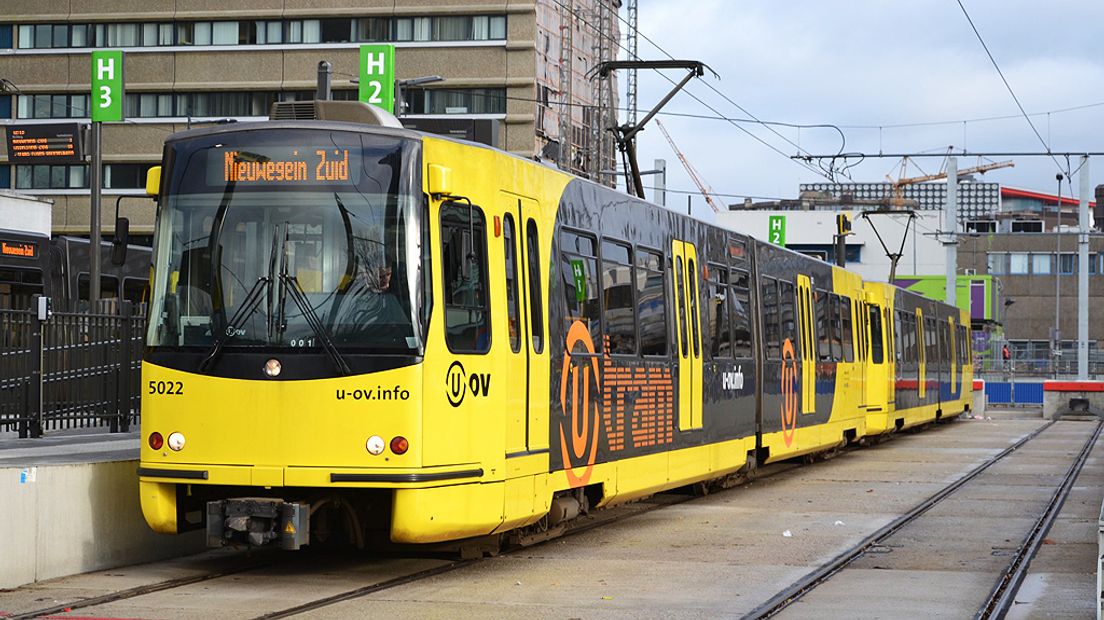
[0,459,204,589]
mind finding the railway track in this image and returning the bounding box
[743,418,1103,619]
[9,418,1035,619]
[5,488,695,619]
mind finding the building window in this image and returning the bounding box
[965,220,996,233]
[1031,253,1052,275]
[0,24,13,50]
[403,88,506,115]
[13,163,154,189]
[1009,253,1029,275]
[1060,253,1077,275]
[987,252,1007,275]
[1011,220,1043,233]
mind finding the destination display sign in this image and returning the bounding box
[6,123,84,164]
[208,146,362,186]
[0,238,38,259]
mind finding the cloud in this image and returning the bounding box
[625,0,1104,216]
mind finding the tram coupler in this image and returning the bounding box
[206,498,309,550]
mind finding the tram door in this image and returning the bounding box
[865,302,887,409]
[947,317,958,399]
[796,276,816,415]
[500,196,530,455]
[672,239,703,431]
[916,308,927,401]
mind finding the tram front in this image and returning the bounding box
[139,123,431,548]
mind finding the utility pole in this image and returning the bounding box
[654,158,666,206]
[945,157,958,306]
[89,50,124,307]
[1053,173,1064,375]
[1078,156,1090,379]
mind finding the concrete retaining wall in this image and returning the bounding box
[0,460,203,589]
[1042,381,1104,420]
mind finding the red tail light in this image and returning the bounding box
[148,432,164,450]
[390,436,409,455]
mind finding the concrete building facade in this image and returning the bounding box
[0,0,620,239]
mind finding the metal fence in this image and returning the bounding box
[975,356,1104,379]
[0,298,145,438]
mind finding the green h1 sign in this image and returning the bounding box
[91,50,124,122]
[359,45,395,113]
[768,215,786,246]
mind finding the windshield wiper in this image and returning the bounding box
[198,275,270,373]
[276,226,352,376]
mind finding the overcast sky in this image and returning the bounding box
[626,0,1104,219]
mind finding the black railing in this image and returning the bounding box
[0,298,146,438]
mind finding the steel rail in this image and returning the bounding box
[976,419,1103,619]
[10,553,285,620]
[742,419,1059,619]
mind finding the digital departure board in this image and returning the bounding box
[0,239,38,259]
[6,123,83,164]
[210,147,360,186]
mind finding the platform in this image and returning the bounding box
[0,430,203,589]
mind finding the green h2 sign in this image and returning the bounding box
[359,45,395,113]
[90,50,124,122]
[768,215,786,246]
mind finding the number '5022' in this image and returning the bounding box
[149,381,184,395]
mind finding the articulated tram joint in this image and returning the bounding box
[206,498,310,549]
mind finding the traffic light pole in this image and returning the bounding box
[89,120,102,306]
[834,233,845,267]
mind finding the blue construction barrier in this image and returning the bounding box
[984,381,1044,405]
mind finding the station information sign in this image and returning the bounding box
[0,238,38,259]
[5,123,84,164]
[359,44,395,113]
[768,215,786,246]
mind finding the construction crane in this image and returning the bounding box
[654,118,721,213]
[885,157,1014,208]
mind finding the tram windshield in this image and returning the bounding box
[146,128,426,354]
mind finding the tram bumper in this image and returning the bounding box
[206,498,310,550]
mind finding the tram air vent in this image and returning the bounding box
[268,100,404,128]
[270,101,317,121]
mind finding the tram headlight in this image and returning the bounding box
[263,358,282,377]
[167,432,186,451]
[148,432,163,450]
[366,435,385,456]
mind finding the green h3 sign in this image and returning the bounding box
[768,215,786,246]
[359,45,395,113]
[91,50,124,122]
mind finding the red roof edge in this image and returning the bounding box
[1002,186,1096,207]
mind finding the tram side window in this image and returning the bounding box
[730,269,752,358]
[77,274,120,301]
[706,264,731,358]
[838,295,854,362]
[526,219,543,354]
[926,318,937,364]
[761,277,780,359]
[674,256,688,358]
[909,313,919,364]
[559,229,601,350]
[123,277,149,306]
[869,305,884,364]
[601,239,636,355]
[687,256,701,357]
[815,289,832,361]
[503,214,520,353]
[779,280,796,353]
[637,248,667,356]
[441,202,490,353]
